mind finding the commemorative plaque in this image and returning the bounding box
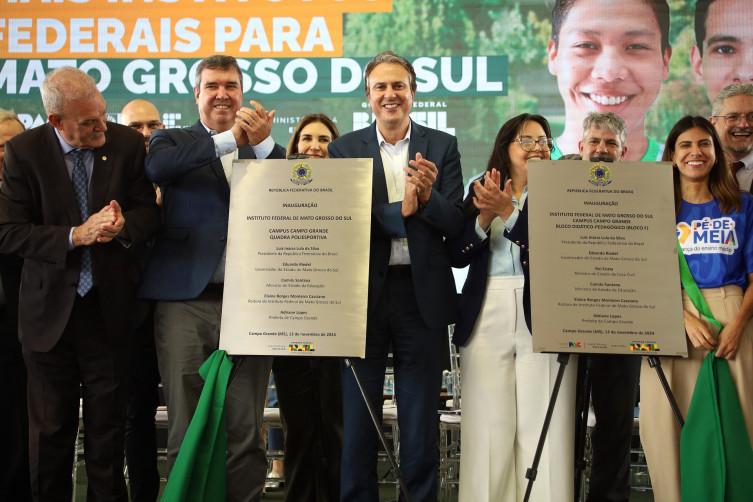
[528,160,687,356]
[219,158,372,357]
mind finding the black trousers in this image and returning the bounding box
[125,300,161,502]
[580,354,641,502]
[0,254,32,500]
[273,356,343,502]
[23,291,130,502]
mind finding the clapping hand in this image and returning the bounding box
[233,100,276,147]
[473,169,515,230]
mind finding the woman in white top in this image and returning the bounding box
[447,113,576,501]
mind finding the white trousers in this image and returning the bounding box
[458,275,576,502]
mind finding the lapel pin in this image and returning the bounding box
[102,156,107,161]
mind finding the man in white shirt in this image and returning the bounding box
[328,51,465,502]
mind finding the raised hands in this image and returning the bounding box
[473,168,515,230]
[405,153,438,206]
[233,100,276,147]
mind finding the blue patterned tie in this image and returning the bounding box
[69,149,93,296]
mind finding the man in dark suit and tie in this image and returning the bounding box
[327,51,464,502]
[710,83,753,192]
[0,66,160,501]
[138,54,285,501]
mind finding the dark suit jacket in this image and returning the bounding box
[0,253,23,364]
[327,120,464,328]
[446,185,531,346]
[138,121,285,300]
[0,123,160,352]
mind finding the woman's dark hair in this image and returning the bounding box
[287,114,340,157]
[663,115,741,215]
[463,113,551,213]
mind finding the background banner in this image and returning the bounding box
[1,0,747,181]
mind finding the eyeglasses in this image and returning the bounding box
[514,136,553,152]
[127,121,163,132]
[713,113,753,127]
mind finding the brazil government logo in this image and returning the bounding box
[289,344,315,352]
[588,162,612,187]
[630,343,660,352]
[290,162,313,185]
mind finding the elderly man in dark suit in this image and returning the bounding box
[138,54,285,501]
[327,51,464,502]
[0,66,160,501]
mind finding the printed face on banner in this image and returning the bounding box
[548,0,670,135]
[366,63,415,132]
[51,94,108,149]
[194,68,243,133]
[691,0,753,103]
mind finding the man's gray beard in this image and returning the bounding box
[730,144,753,155]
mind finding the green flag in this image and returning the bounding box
[161,350,233,502]
[681,351,753,501]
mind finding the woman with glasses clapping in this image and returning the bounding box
[446,113,576,502]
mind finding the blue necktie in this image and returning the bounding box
[69,149,93,296]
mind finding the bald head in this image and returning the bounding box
[119,99,163,151]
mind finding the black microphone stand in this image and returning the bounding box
[343,358,412,502]
[523,353,571,502]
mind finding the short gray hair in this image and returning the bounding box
[364,51,417,95]
[40,67,100,117]
[712,83,753,117]
[582,112,626,148]
[0,108,24,129]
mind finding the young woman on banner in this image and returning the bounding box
[272,113,344,502]
[640,116,753,502]
[446,114,577,502]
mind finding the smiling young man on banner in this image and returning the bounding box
[547,0,672,162]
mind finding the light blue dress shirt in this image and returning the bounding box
[474,186,527,277]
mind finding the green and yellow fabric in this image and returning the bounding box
[678,243,753,501]
[161,350,233,502]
